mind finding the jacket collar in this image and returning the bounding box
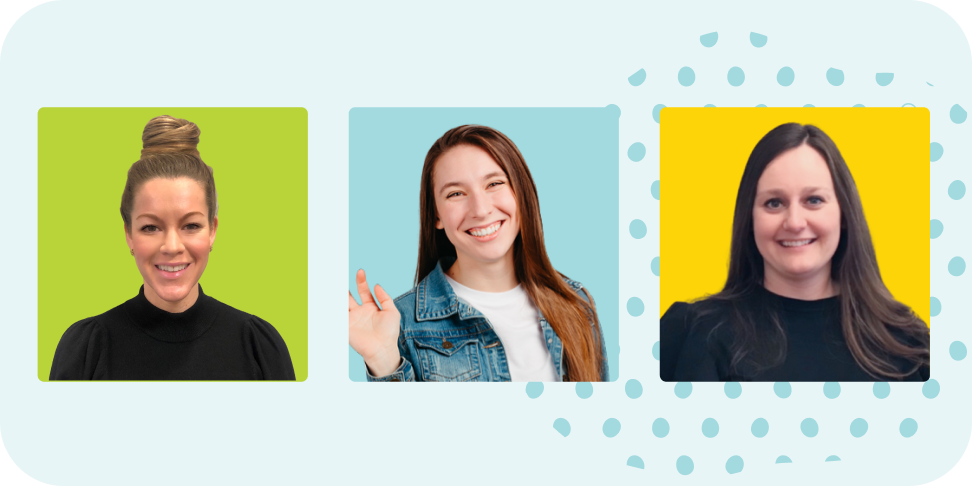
[416,257,486,322]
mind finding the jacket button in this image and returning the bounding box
[443,341,453,349]
[548,338,553,343]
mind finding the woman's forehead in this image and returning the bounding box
[757,145,834,192]
[433,145,505,187]
[133,177,208,215]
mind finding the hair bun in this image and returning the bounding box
[140,115,201,157]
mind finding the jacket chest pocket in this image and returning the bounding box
[414,337,482,382]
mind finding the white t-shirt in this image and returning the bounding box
[445,276,560,382]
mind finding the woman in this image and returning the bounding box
[661,123,929,382]
[348,125,607,382]
[50,115,296,380]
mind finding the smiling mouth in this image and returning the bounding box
[779,239,815,248]
[156,264,189,272]
[466,221,503,240]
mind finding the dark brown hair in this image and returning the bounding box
[120,115,217,231]
[417,125,604,382]
[700,123,929,379]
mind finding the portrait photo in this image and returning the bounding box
[38,107,308,381]
[659,108,930,382]
[348,107,620,382]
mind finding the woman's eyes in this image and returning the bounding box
[139,223,203,232]
[445,182,506,199]
[763,196,825,209]
[806,195,824,205]
[764,198,783,209]
[487,181,505,189]
[140,224,160,232]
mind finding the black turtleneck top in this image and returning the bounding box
[49,286,296,380]
[660,287,929,382]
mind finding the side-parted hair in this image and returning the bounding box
[120,115,217,231]
[700,123,929,380]
[417,125,604,382]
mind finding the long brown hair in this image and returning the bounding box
[120,115,217,231]
[416,125,604,381]
[701,123,929,379]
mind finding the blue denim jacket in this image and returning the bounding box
[366,258,608,382]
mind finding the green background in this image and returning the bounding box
[37,108,308,381]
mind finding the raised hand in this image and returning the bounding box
[348,269,402,377]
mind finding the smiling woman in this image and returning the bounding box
[348,125,607,382]
[661,123,929,382]
[49,116,296,381]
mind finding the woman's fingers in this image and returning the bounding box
[374,284,395,312]
[355,269,377,306]
[348,291,359,311]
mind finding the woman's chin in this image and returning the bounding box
[148,282,196,304]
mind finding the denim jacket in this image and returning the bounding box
[366,258,608,382]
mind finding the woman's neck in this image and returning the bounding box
[762,266,838,301]
[447,253,519,292]
[143,283,199,313]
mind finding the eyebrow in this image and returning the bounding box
[757,187,833,197]
[135,211,206,221]
[438,171,508,195]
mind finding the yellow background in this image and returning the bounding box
[659,108,930,325]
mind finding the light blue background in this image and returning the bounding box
[0,1,970,485]
[348,108,620,381]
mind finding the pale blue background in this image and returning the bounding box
[348,108,620,381]
[0,1,970,485]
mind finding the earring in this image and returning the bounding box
[130,248,134,256]
[210,246,213,253]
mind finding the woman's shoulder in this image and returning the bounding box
[662,298,732,328]
[208,297,287,342]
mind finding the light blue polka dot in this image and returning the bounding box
[951,104,967,124]
[804,104,815,107]
[676,456,694,475]
[755,104,767,107]
[603,418,621,438]
[900,418,918,438]
[751,418,769,438]
[776,456,792,464]
[627,142,646,162]
[627,455,645,469]
[774,382,792,398]
[850,418,868,438]
[948,257,965,276]
[625,379,643,399]
[826,455,841,462]
[678,67,696,87]
[950,341,967,361]
[675,382,693,399]
[553,418,571,437]
[853,104,865,107]
[931,219,944,239]
[931,297,942,317]
[702,418,719,438]
[575,382,593,399]
[651,257,660,276]
[750,32,767,47]
[629,219,647,239]
[650,180,660,200]
[652,341,660,360]
[923,379,940,399]
[801,418,819,437]
[704,104,717,107]
[652,418,670,438]
[628,69,646,87]
[700,32,718,47]
[873,382,891,399]
[876,73,894,86]
[726,455,744,474]
[777,67,795,86]
[930,142,944,162]
[826,68,844,86]
[727,67,745,86]
[724,382,742,399]
[902,103,916,107]
[948,180,965,200]
[627,297,645,317]
[652,104,666,123]
[823,382,841,399]
[525,382,544,399]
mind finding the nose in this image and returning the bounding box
[468,190,493,219]
[783,207,807,232]
[160,229,186,255]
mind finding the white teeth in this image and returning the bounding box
[469,222,501,237]
[158,264,188,272]
[780,239,813,247]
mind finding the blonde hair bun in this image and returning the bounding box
[141,115,201,157]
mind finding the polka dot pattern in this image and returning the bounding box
[724,382,741,399]
[751,418,769,438]
[930,219,944,239]
[676,456,694,475]
[627,142,646,162]
[603,418,621,438]
[626,297,644,317]
[950,104,967,123]
[700,32,718,47]
[930,142,944,162]
[948,180,966,200]
[873,382,891,399]
[823,382,841,399]
[525,382,544,399]
[923,379,940,399]
[678,67,696,87]
[727,67,745,86]
[774,382,792,398]
[701,418,719,438]
[900,418,918,438]
[553,418,571,437]
[950,341,967,361]
[625,379,643,399]
[801,418,819,437]
[674,382,693,399]
[948,256,965,276]
[850,418,868,437]
[725,456,744,474]
[777,67,795,86]
[826,68,844,86]
[652,418,670,438]
[629,219,648,239]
